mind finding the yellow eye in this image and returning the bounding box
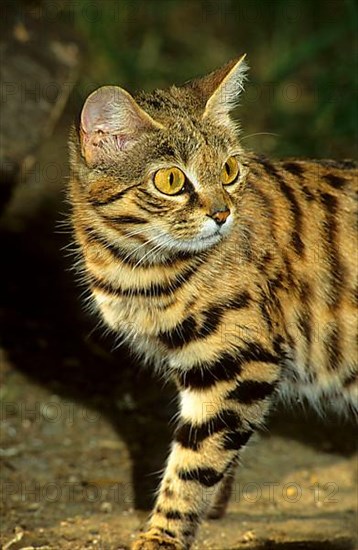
[153,167,186,195]
[221,156,240,185]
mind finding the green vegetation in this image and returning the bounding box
[63,0,356,158]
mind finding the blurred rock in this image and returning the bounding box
[0,4,80,213]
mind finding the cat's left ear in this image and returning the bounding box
[190,55,248,123]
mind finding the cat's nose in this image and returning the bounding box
[208,208,231,226]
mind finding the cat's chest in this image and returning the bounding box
[87,253,203,335]
[93,290,191,364]
[92,287,190,353]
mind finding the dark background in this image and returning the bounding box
[70,0,358,159]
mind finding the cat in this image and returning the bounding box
[68,55,357,550]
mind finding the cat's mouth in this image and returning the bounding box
[199,231,222,244]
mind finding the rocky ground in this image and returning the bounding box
[1,105,357,550]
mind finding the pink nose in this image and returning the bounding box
[209,209,230,225]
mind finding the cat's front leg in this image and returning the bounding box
[206,459,237,520]
[132,353,279,550]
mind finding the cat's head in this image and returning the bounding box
[71,56,249,261]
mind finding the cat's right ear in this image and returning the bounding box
[80,86,162,167]
[188,55,248,126]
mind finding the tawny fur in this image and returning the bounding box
[68,57,357,550]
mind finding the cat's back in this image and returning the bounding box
[248,156,357,411]
[277,157,357,285]
[249,155,357,280]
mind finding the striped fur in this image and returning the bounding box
[68,58,357,550]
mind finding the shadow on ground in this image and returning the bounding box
[1,216,175,511]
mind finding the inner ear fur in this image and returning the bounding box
[80,85,163,167]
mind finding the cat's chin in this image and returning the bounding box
[162,232,222,254]
[150,225,230,257]
[190,233,223,251]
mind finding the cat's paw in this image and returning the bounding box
[132,532,182,550]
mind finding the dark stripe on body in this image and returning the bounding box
[353,286,358,306]
[282,254,295,288]
[83,227,141,266]
[175,409,239,450]
[83,226,197,267]
[177,344,279,390]
[200,291,251,338]
[326,321,342,371]
[297,312,312,344]
[319,192,345,308]
[297,280,314,371]
[301,184,315,201]
[273,334,290,361]
[296,312,315,381]
[159,291,250,349]
[256,250,273,273]
[227,380,276,404]
[177,353,240,389]
[258,297,273,330]
[283,161,305,178]
[160,316,198,347]
[268,271,285,292]
[89,262,199,298]
[156,506,199,523]
[260,158,304,255]
[236,341,280,365]
[249,180,278,244]
[222,429,253,450]
[323,173,347,190]
[273,334,297,382]
[177,467,224,487]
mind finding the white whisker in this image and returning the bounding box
[240,132,280,142]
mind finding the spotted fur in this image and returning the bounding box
[68,57,357,550]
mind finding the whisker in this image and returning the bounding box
[240,132,280,142]
[130,236,165,269]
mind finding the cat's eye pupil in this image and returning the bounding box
[153,167,185,195]
[222,157,239,185]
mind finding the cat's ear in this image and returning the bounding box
[190,55,248,123]
[80,86,162,167]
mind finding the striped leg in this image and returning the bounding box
[206,459,237,519]
[132,355,278,550]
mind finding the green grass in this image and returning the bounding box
[59,0,357,159]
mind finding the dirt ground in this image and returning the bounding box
[0,106,357,550]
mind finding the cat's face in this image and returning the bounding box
[72,57,248,262]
